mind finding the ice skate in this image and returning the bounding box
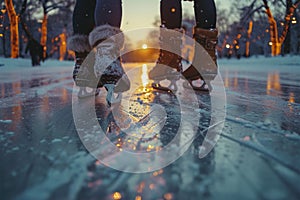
[182,66,211,92]
[151,67,180,92]
[182,27,218,92]
[149,27,184,92]
[89,25,130,106]
[68,34,101,98]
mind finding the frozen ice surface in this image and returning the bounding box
[0,56,299,199]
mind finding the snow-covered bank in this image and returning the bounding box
[1,55,299,70]
[218,55,300,72]
[0,57,73,70]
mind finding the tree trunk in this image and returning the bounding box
[4,0,19,58]
[1,9,7,57]
[262,0,280,56]
[268,11,281,56]
[245,20,253,57]
[40,13,48,59]
[59,31,67,61]
[283,0,293,54]
[281,0,300,55]
[19,0,32,38]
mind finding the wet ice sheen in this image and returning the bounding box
[0,56,299,199]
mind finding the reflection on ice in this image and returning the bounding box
[223,69,299,105]
[1,57,300,199]
[267,71,281,96]
[288,92,295,104]
[141,64,149,88]
[1,84,4,98]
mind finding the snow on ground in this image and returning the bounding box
[0,57,73,69]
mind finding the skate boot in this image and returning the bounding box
[182,27,218,92]
[149,27,184,91]
[89,25,130,106]
[68,34,100,98]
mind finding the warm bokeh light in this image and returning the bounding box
[112,192,122,200]
[289,92,295,103]
[135,196,142,200]
[164,193,173,200]
[149,184,155,190]
[266,72,281,96]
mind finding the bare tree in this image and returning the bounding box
[262,0,300,56]
[4,0,19,58]
[38,0,74,58]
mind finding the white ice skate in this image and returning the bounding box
[89,25,130,106]
[68,35,102,98]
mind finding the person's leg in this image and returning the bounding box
[160,0,182,29]
[94,0,122,28]
[36,53,41,66]
[72,0,96,35]
[30,54,35,66]
[182,0,218,91]
[149,0,183,91]
[90,0,130,105]
[194,0,216,29]
[193,0,218,65]
[68,0,96,83]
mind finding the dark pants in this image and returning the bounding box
[159,0,217,29]
[72,0,216,34]
[72,0,122,35]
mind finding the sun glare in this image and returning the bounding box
[142,44,148,49]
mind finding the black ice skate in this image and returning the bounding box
[68,34,100,98]
[182,27,218,92]
[149,27,184,92]
[89,25,130,106]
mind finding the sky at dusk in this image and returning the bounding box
[121,0,232,30]
[120,0,232,45]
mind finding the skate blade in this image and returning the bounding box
[151,83,177,93]
[182,81,210,93]
[105,84,122,107]
[78,87,100,99]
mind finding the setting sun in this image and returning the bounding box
[142,44,148,49]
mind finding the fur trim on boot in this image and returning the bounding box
[67,34,91,53]
[88,25,124,49]
[88,25,130,92]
